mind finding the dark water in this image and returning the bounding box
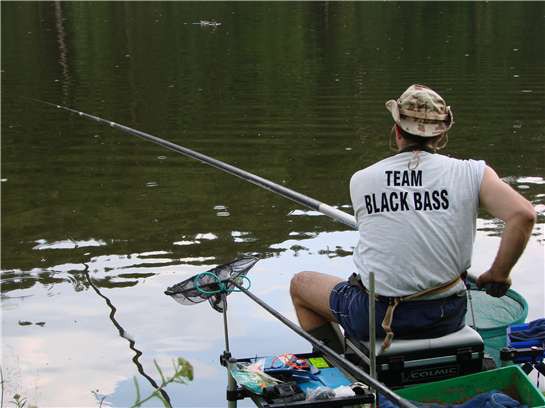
[2,2,544,406]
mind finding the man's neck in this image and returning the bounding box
[398,144,435,154]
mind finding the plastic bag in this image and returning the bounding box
[305,386,336,401]
[229,360,282,395]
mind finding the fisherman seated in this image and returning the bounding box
[289,84,534,385]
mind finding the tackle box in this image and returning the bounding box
[345,325,485,387]
[233,352,374,407]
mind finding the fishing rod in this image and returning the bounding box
[33,99,357,230]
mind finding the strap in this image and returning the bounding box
[381,299,400,351]
[399,275,462,302]
[348,272,461,302]
[347,273,464,351]
[380,274,463,351]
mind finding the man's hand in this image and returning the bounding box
[476,269,512,297]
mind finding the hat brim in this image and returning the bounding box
[386,99,454,138]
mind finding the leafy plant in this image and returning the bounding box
[9,394,26,408]
[91,389,106,408]
[130,357,193,408]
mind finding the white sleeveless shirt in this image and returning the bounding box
[350,152,485,298]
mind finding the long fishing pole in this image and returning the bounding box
[33,99,357,230]
[232,281,416,408]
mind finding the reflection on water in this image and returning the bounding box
[33,238,107,250]
[83,263,173,405]
[2,1,545,406]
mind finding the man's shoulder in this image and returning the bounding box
[433,153,484,165]
[433,154,487,174]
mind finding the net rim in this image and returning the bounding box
[469,287,528,335]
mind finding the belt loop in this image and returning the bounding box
[348,273,365,291]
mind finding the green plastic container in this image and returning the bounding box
[397,366,545,407]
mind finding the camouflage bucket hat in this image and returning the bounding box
[385,84,454,137]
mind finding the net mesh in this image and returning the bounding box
[467,290,527,331]
[164,257,259,311]
[466,283,528,363]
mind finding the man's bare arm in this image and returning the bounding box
[476,166,536,296]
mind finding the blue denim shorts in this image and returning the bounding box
[329,280,467,341]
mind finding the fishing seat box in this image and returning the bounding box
[345,325,484,387]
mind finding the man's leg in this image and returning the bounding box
[290,271,342,330]
[290,271,345,353]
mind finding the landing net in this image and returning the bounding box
[165,257,258,312]
[466,281,528,362]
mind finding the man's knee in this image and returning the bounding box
[290,271,313,301]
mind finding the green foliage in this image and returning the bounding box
[9,394,26,408]
[130,358,193,408]
[91,389,106,408]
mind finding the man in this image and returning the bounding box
[290,84,536,352]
